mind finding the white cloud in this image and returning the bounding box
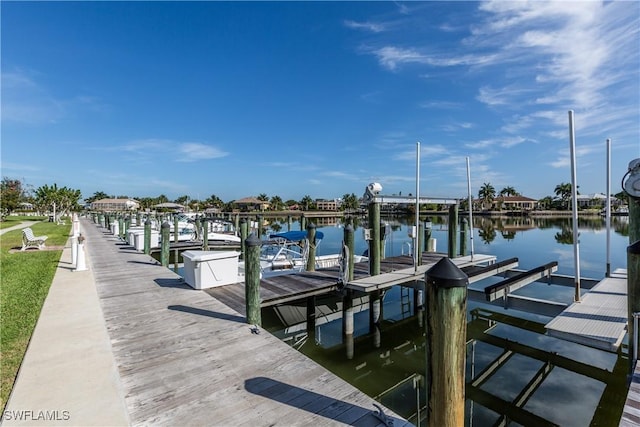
[177,143,228,162]
[370,46,497,71]
[344,20,385,33]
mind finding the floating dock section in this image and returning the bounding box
[545,269,628,352]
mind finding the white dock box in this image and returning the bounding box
[181,250,241,289]
[132,229,159,251]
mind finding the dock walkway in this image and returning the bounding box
[545,269,628,352]
[83,219,409,426]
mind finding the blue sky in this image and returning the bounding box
[2,1,639,203]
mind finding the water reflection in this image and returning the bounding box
[262,284,628,426]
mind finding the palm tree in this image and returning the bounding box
[554,183,573,210]
[269,195,284,211]
[300,195,313,211]
[478,182,496,211]
[499,186,520,197]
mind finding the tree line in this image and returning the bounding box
[2,175,629,220]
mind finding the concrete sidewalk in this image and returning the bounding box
[0,221,39,236]
[2,224,130,426]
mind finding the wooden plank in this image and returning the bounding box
[347,254,497,293]
[545,269,628,352]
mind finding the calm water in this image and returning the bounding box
[260,214,631,426]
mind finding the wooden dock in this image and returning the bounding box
[82,219,409,426]
[205,252,494,315]
[545,268,628,352]
[621,361,640,426]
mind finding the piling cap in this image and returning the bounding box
[161,221,170,229]
[629,240,640,255]
[345,224,354,233]
[307,222,316,230]
[425,257,469,289]
[245,233,261,247]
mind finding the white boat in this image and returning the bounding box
[240,231,367,278]
[165,215,240,243]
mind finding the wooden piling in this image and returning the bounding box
[630,198,640,244]
[144,219,151,255]
[160,222,170,267]
[425,221,432,252]
[629,240,640,375]
[240,219,248,259]
[344,223,355,282]
[417,222,424,265]
[300,214,307,232]
[195,216,201,241]
[368,201,381,276]
[369,290,381,330]
[307,296,316,343]
[257,215,264,238]
[425,258,468,427]
[460,217,468,256]
[244,233,262,326]
[174,215,179,243]
[306,223,317,272]
[448,204,458,258]
[202,219,209,251]
[342,290,354,359]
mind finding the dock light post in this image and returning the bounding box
[245,233,261,326]
[144,219,152,255]
[306,223,317,272]
[161,222,170,267]
[73,234,88,272]
[368,201,381,276]
[119,215,124,239]
[425,257,468,427]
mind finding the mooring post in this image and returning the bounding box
[287,215,292,232]
[160,222,170,267]
[245,233,262,326]
[195,216,201,241]
[173,215,179,243]
[425,220,432,252]
[369,290,382,333]
[257,215,264,238]
[240,218,248,259]
[144,219,151,255]
[234,214,240,232]
[368,201,381,276]
[202,218,209,251]
[417,222,424,265]
[306,223,317,272]
[136,213,141,226]
[300,214,307,232]
[448,204,458,258]
[631,197,640,244]
[344,223,355,282]
[342,289,354,359]
[425,257,468,427]
[629,241,640,375]
[460,217,469,256]
[306,295,316,343]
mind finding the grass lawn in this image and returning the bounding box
[0,220,70,408]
